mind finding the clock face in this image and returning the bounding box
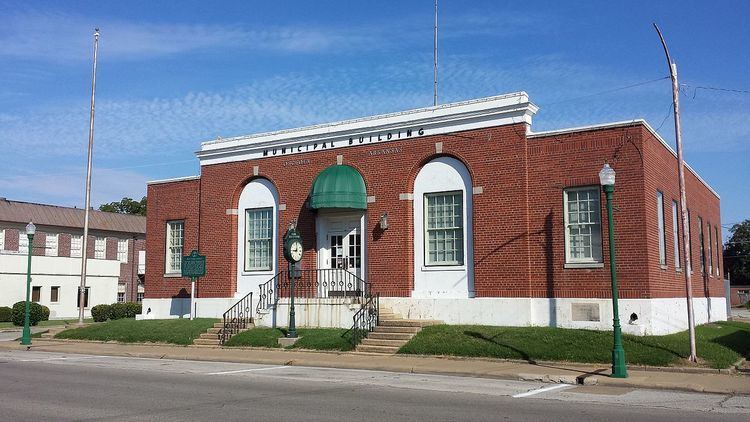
[290,241,303,262]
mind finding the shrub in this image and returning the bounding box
[91,304,112,322]
[110,302,128,320]
[11,301,50,326]
[0,306,12,322]
[124,302,142,318]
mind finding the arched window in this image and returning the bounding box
[237,178,279,295]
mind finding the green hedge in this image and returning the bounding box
[92,302,142,322]
[0,306,12,322]
[11,301,50,326]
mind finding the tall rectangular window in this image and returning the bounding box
[0,229,4,251]
[687,210,692,274]
[707,222,713,276]
[564,187,602,264]
[18,231,28,255]
[50,286,60,303]
[698,217,705,274]
[45,233,58,257]
[245,208,273,271]
[166,220,184,274]
[117,292,125,303]
[32,286,41,302]
[425,191,464,266]
[117,239,128,263]
[715,226,721,277]
[70,235,83,258]
[656,191,666,266]
[94,237,106,259]
[672,201,681,269]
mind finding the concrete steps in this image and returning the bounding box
[193,320,254,346]
[355,308,440,355]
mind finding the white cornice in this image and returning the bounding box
[529,119,719,199]
[147,175,200,186]
[196,92,538,166]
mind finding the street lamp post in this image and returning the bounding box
[599,164,628,378]
[20,221,36,346]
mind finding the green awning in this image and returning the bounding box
[309,165,367,209]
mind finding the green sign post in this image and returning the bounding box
[182,250,206,320]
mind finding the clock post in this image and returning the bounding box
[283,225,303,339]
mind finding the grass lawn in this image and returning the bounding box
[0,318,94,330]
[225,327,354,351]
[398,321,750,369]
[55,318,218,346]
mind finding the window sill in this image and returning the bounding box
[421,265,466,272]
[242,270,274,276]
[676,268,683,273]
[659,265,668,270]
[164,273,183,278]
[564,262,604,269]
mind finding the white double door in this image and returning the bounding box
[316,212,365,296]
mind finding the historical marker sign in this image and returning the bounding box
[182,250,206,278]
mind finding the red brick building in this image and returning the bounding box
[143,93,725,334]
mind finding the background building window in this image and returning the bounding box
[137,292,144,303]
[45,233,58,257]
[564,187,602,263]
[707,222,713,276]
[18,231,28,255]
[425,191,464,266]
[70,235,83,258]
[715,226,721,277]
[117,292,125,303]
[166,221,184,273]
[94,237,106,259]
[32,286,41,302]
[50,286,60,303]
[698,216,705,274]
[656,191,666,266]
[117,239,128,263]
[77,287,90,308]
[0,229,4,251]
[672,201,681,269]
[245,208,273,271]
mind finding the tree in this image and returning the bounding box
[724,219,750,285]
[99,196,147,216]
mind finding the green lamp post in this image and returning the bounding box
[20,221,36,346]
[599,163,627,378]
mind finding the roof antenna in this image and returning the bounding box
[433,0,438,107]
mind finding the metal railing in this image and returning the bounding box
[220,292,252,345]
[346,292,380,346]
[256,268,368,313]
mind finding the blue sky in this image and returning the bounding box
[1,1,748,237]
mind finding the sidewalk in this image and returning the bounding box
[2,338,747,395]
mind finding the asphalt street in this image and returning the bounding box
[0,350,747,421]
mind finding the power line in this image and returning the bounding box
[681,83,750,95]
[545,76,670,106]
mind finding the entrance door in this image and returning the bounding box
[320,217,363,297]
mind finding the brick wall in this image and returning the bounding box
[144,121,722,303]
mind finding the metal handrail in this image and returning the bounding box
[346,292,380,346]
[220,292,253,345]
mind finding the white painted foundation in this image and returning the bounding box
[381,296,728,335]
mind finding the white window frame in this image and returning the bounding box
[18,231,29,255]
[563,186,603,265]
[656,191,666,266]
[117,239,129,263]
[244,208,273,272]
[117,292,125,303]
[424,191,465,266]
[672,200,681,270]
[698,216,705,274]
[0,228,5,251]
[715,226,721,277]
[94,237,106,259]
[165,220,184,274]
[70,235,83,258]
[45,233,58,257]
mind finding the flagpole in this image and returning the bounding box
[79,28,100,325]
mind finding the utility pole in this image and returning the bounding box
[433,0,438,106]
[79,28,99,325]
[653,23,697,362]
